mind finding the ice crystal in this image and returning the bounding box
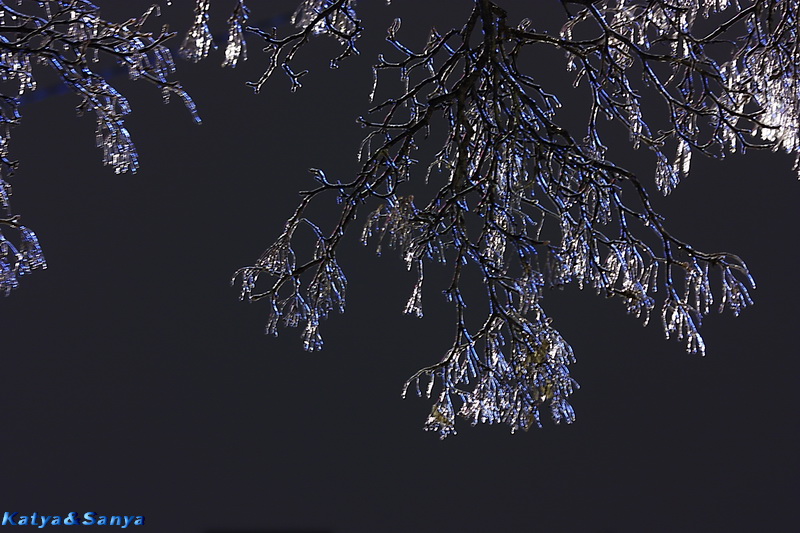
[222,0,249,68]
[180,0,215,63]
[403,267,423,318]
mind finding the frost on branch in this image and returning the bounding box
[715,1,800,173]
[180,0,362,91]
[0,0,201,292]
[233,0,790,436]
[246,0,362,92]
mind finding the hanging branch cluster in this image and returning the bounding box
[1,0,793,436]
[233,0,796,437]
[177,0,365,352]
[0,0,202,294]
[178,0,361,93]
[0,0,361,293]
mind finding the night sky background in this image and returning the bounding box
[1,1,797,532]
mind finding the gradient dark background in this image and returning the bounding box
[0,1,797,531]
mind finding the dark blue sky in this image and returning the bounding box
[1,1,797,532]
